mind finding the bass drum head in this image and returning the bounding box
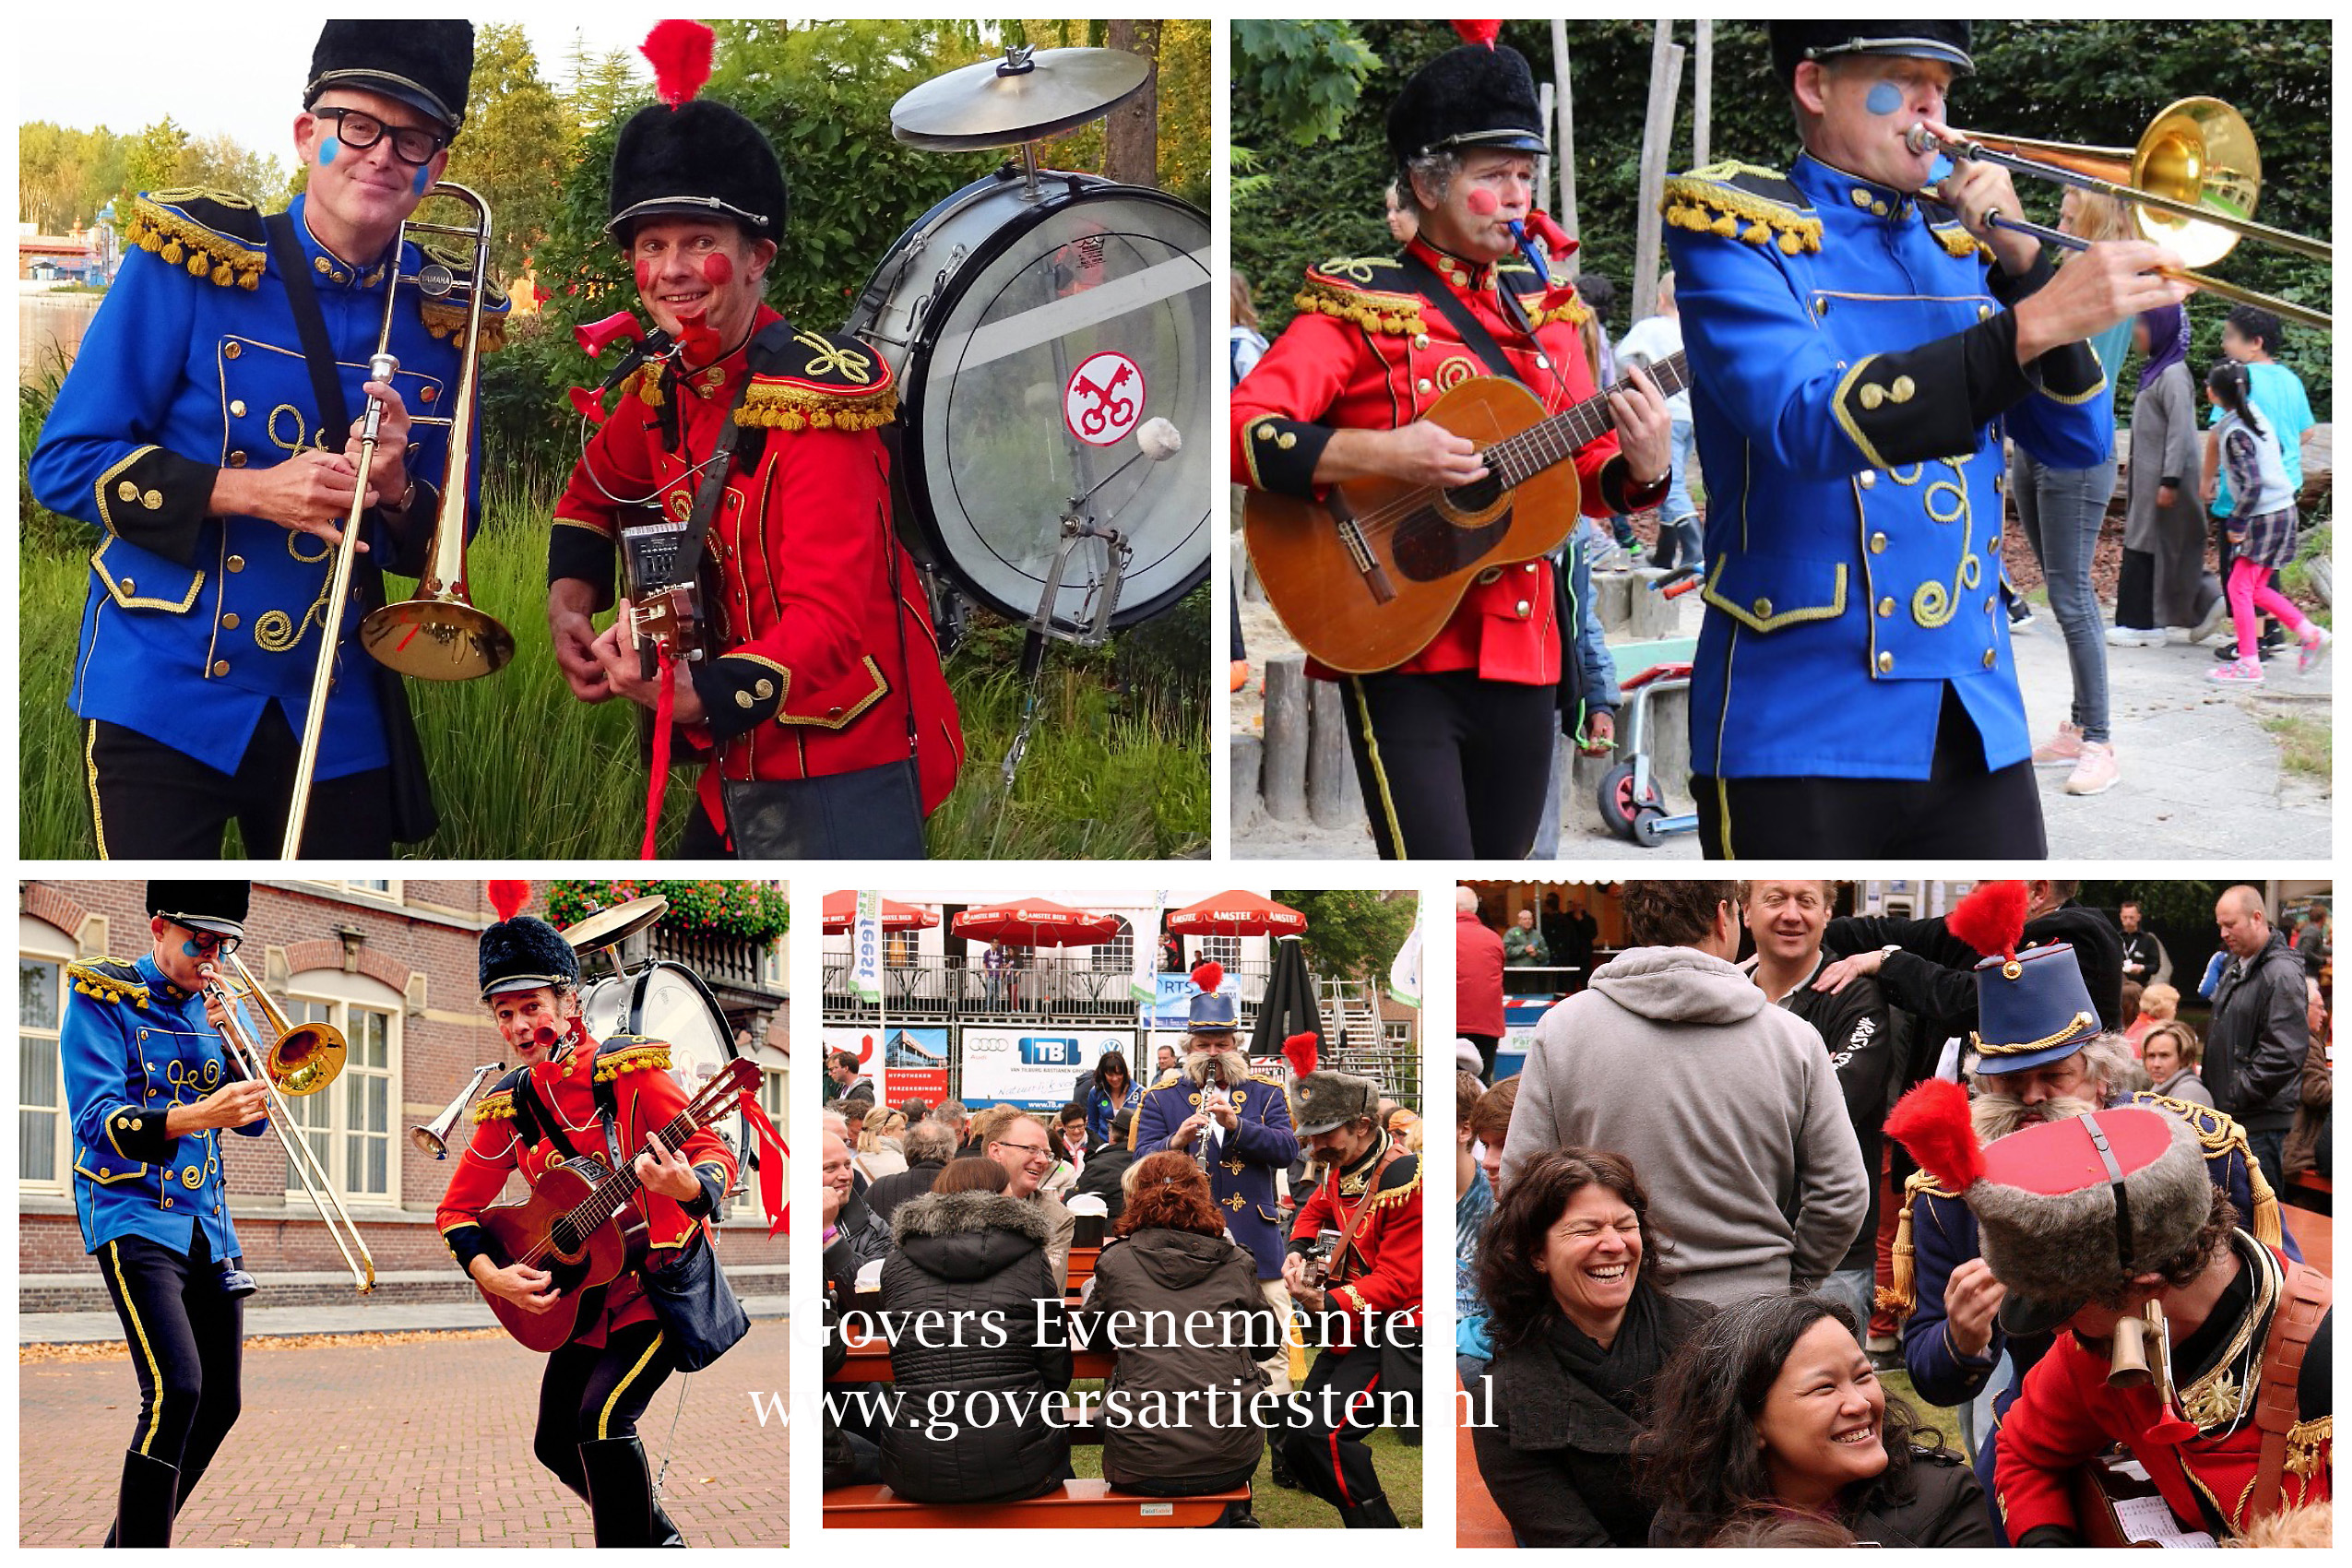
[885,175,1210,628]
[582,962,743,1165]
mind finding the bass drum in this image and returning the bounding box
[582,960,745,1170]
[848,168,1211,628]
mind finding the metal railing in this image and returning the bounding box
[650,927,777,995]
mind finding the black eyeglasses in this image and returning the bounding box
[171,925,242,956]
[314,106,446,167]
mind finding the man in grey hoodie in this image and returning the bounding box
[1500,881,1869,1310]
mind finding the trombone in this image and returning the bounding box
[1907,97,2331,332]
[281,183,517,857]
[200,954,377,1293]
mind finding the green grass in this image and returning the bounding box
[2260,714,2332,779]
[19,476,1207,859]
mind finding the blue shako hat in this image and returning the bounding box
[1186,960,1238,1035]
[1972,943,2103,1074]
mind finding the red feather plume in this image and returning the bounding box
[486,880,531,921]
[1191,959,1224,993]
[1453,19,1503,48]
[1284,1031,1319,1079]
[642,19,715,110]
[1883,1080,1984,1194]
[1947,880,2028,961]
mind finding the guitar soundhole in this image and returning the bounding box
[1443,471,1503,515]
[550,1220,578,1255]
[1393,503,1515,583]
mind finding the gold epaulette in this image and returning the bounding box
[1295,256,1427,339]
[1250,1071,1287,1089]
[1885,1167,1962,1323]
[593,1040,673,1081]
[1496,262,1594,333]
[123,189,267,290]
[629,364,665,407]
[2286,1415,2331,1481]
[1661,161,1823,255]
[2135,1092,2288,1249]
[1151,1069,1185,1090]
[1929,220,1992,262]
[738,328,897,431]
[472,1089,517,1123]
[1367,1156,1422,1211]
[65,959,151,1009]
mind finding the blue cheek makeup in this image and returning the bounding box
[319,137,342,166]
[182,941,206,958]
[412,163,432,196]
[1865,80,1906,117]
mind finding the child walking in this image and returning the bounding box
[2206,360,2329,684]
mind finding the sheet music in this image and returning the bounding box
[2113,1494,2216,1548]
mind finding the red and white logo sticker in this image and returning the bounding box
[1063,350,1145,446]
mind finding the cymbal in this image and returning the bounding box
[559,894,669,953]
[892,45,1150,152]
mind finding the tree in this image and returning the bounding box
[1271,890,1419,986]
[561,35,644,132]
[120,117,190,212]
[174,134,289,207]
[1100,20,1160,188]
[443,22,571,282]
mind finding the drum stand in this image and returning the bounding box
[1000,461,1146,799]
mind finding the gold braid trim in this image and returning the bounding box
[1971,1009,2097,1056]
[471,1089,517,1123]
[629,365,665,407]
[1930,223,1992,262]
[65,959,152,1009]
[123,194,267,291]
[593,1043,673,1082]
[2285,1415,2330,1479]
[1661,169,1823,255]
[419,298,509,353]
[1526,295,1594,332]
[1294,276,1426,339]
[1365,1161,1422,1211]
[736,380,898,432]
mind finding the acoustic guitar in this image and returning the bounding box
[477,1057,758,1352]
[1243,350,1690,674]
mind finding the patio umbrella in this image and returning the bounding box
[820,891,939,934]
[1167,890,1308,937]
[1248,933,1324,1064]
[950,898,1121,948]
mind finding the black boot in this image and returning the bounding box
[1266,1437,1305,1491]
[1339,1494,1403,1528]
[113,1449,180,1547]
[578,1437,671,1548]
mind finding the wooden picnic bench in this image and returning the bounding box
[829,1327,1115,1384]
[825,1478,1250,1527]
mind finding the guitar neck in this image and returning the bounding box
[575,1078,734,1231]
[1485,349,1690,491]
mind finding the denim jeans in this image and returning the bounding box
[2010,446,2117,743]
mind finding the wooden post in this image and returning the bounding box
[1550,18,1578,275]
[1632,25,1686,322]
[1306,678,1364,828]
[1694,20,1713,170]
[1261,658,1309,821]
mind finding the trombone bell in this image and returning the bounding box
[267,1022,347,1097]
[412,1062,505,1159]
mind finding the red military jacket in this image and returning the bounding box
[1993,1239,2331,1540]
[436,1028,738,1348]
[1291,1134,1422,1353]
[552,304,964,837]
[1230,237,1658,683]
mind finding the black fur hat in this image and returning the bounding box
[479,882,578,1000]
[607,99,789,244]
[146,881,250,940]
[1386,43,1547,167]
[305,21,477,132]
[1767,23,1975,86]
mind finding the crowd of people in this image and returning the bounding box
[1457,879,2331,1546]
[821,966,1423,1526]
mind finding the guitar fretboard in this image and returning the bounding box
[564,1074,740,1237]
[1486,350,1691,492]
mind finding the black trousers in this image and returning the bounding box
[87,707,393,859]
[1339,671,1555,861]
[1693,687,2047,858]
[1279,1343,1398,1517]
[534,1320,677,1501]
[95,1233,244,1516]
[674,801,731,859]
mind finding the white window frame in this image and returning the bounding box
[1090,916,1135,975]
[303,879,403,906]
[279,969,405,1208]
[19,916,77,1194]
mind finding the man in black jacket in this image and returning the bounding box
[822,1130,892,1301]
[1743,880,1895,1334]
[2116,897,2171,987]
[827,1050,876,1108]
[865,1120,955,1224]
[1819,879,2123,1040]
[2210,885,2310,1196]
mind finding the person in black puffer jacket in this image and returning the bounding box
[878,1158,1073,1504]
[1074,1110,1139,1222]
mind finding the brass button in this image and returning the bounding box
[1889,375,1916,403]
[1860,385,1886,410]
[221,612,240,630]
[1514,600,1531,618]
[130,1117,143,1131]
[1254,422,1276,442]
[1871,199,1890,217]
[164,1197,173,1208]
[1983,648,1998,668]
[1852,189,1871,207]
[120,577,135,594]
[1870,532,1888,553]
[1816,298,1831,317]
[1411,334,1430,350]
[1276,432,1297,449]
[1859,471,1878,489]
[314,256,332,275]
[1525,562,1539,574]
[211,659,230,677]
[1878,597,1895,617]
[1534,353,1550,370]
[420,386,437,404]
[1416,378,1433,394]
[1752,597,1774,619]
[1877,651,1895,673]
[223,342,241,359]
[753,679,774,699]
[734,690,754,709]
[229,399,247,417]
[142,490,163,510]
[227,554,245,572]
[227,451,247,468]
[118,481,139,502]
[1978,304,1993,322]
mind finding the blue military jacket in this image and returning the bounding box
[1895,1090,2295,1413]
[1664,153,2109,781]
[29,190,501,781]
[1132,1063,1301,1278]
[61,954,268,1259]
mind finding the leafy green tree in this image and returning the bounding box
[120,116,189,210]
[1232,21,1379,146]
[173,134,289,207]
[443,22,571,282]
[1272,889,1419,986]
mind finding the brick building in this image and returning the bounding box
[19,879,789,1313]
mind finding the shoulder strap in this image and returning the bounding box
[2250,1258,2332,1523]
[508,1067,551,1152]
[264,212,351,437]
[1394,249,1529,386]
[1330,1140,1408,1277]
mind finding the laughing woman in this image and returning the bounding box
[1469,1150,1715,1545]
[1639,1295,1994,1547]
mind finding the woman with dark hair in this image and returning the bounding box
[1074,1152,1279,1505]
[874,1156,1071,1503]
[1079,1051,1142,1146]
[1468,1149,1715,1545]
[1639,1294,1993,1547]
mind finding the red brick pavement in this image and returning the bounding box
[19,1327,788,1547]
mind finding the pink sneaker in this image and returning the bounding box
[2063,741,2119,796]
[2032,721,2083,768]
[2298,625,2333,676]
[2207,657,2264,685]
